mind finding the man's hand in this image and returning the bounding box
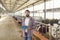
[28,28,33,30]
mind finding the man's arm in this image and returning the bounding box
[28,18,36,30]
[32,18,36,29]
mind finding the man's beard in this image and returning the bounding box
[26,15,29,17]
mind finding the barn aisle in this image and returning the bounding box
[0,15,23,40]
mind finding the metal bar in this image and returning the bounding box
[10,0,11,11]
[12,0,27,11]
[0,0,9,12]
[11,0,17,12]
[16,0,41,12]
[15,0,29,11]
[33,4,34,17]
[44,0,46,20]
[17,0,26,2]
[2,3,22,5]
[53,0,54,19]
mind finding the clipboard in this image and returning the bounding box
[22,26,28,30]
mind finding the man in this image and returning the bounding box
[22,10,35,40]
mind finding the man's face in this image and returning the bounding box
[25,11,30,17]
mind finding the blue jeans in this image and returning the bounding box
[23,37,32,40]
[23,32,32,40]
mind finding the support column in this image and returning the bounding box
[33,4,34,17]
[44,0,46,19]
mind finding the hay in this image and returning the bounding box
[0,15,22,40]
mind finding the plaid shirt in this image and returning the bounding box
[22,17,35,37]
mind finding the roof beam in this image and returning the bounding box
[15,0,29,11]
[16,0,49,12]
[16,0,41,11]
[0,0,8,11]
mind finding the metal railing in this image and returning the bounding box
[34,21,60,40]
